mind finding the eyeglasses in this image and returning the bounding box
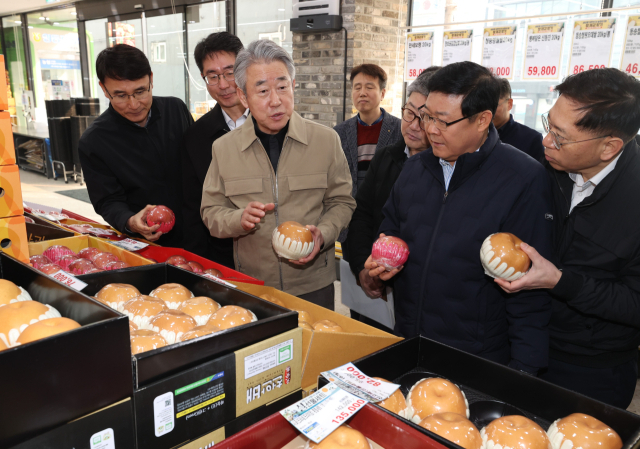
[541,114,610,149]
[419,111,475,131]
[203,71,235,86]
[105,83,151,105]
[401,107,423,126]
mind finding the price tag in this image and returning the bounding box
[621,16,640,78]
[569,19,616,75]
[280,383,367,444]
[523,22,564,80]
[111,238,149,251]
[50,270,88,291]
[202,273,237,289]
[442,29,473,66]
[482,26,517,79]
[321,362,400,403]
[405,32,434,81]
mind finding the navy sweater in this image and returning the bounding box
[497,114,544,162]
[379,124,554,373]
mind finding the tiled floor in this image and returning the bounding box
[18,169,640,415]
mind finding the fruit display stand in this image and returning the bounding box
[324,336,640,448]
[28,235,154,269]
[203,402,446,449]
[0,253,133,447]
[230,282,403,393]
[24,212,75,243]
[137,246,263,285]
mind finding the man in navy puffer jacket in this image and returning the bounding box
[365,62,555,374]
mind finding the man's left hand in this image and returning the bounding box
[495,242,562,293]
[291,225,324,265]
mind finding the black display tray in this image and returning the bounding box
[333,337,640,449]
[78,264,298,387]
[0,253,132,447]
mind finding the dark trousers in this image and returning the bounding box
[540,356,638,409]
[299,283,335,311]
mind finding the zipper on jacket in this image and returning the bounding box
[415,188,449,336]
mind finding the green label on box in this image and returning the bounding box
[175,371,224,396]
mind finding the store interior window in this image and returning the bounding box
[186,2,226,115]
[237,0,293,55]
[26,7,81,123]
[410,0,640,133]
[146,11,187,104]
[2,15,30,126]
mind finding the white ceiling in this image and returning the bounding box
[0,0,78,18]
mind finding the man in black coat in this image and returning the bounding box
[79,45,193,247]
[493,78,544,162]
[349,68,437,300]
[496,68,640,408]
[180,32,247,267]
[365,62,554,374]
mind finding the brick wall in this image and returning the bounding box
[292,0,408,128]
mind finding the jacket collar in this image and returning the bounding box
[419,123,499,191]
[107,97,160,129]
[238,111,308,152]
[389,138,409,164]
[496,114,515,136]
[206,103,230,137]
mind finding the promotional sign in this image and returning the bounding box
[442,30,473,66]
[280,383,367,443]
[569,19,616,75]
[482,26,517,79]
[107,22,136,47]
[523,22,565,80]
[405,32,434,80]
[50,270,88,291]
[621,16,640,77]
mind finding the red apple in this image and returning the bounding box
[30,255,52,269]
[93,252,119,269]
[175,263,193,272]
[78,247,101,260]
[371,236,410,270]
[166,255,188,266]
[146,205,175,233]
[204,268,223,278]
[187,261,204,273]
[38,264,63,275]
[57,254,80,271]
[104,261,130,271]
[69,259,97,275]
[42,245,75,263]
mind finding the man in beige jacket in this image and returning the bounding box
[200,40,356,309]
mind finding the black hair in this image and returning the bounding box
[426,61,500,118]
[555,68,640,144]
[194,32,244,74]
[96,44,151,84]
[497,78,511,100]
[417,66,441,79]
[350,64,388,90]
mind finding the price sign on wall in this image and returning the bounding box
[482,26,517,79]
[523,22,564,80]
[405,32,434,81]
[621,16,640,77]
[569,19,616,75]
[442,30,473,66]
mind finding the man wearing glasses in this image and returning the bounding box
[345,68,437,329]
[180,33,247,267]
[493,78,544,162]
[365,62,554,374]
[495,68,640,408]
[79,44,193,245]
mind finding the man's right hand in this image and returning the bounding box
[241,202,275,231]
[127,205,162,242]
[358,268,385,299]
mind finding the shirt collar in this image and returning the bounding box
[134,108,151,128]
[357,108,385,126]
[404,145,410,158]
[439,148,480,169]
[221,107,249,128]
[568,151,623,187]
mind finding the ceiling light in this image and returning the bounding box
[71,11,77,15]
[54,22,60,25]
[28,26,33,29]
[278,8,285,11]
[15,20,21,24]
[39,16,45,20]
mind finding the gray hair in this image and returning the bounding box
[234,40,296,93]
[406,66,441,98]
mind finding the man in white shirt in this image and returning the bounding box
[496,68,640,408]
[180,32,248,266]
